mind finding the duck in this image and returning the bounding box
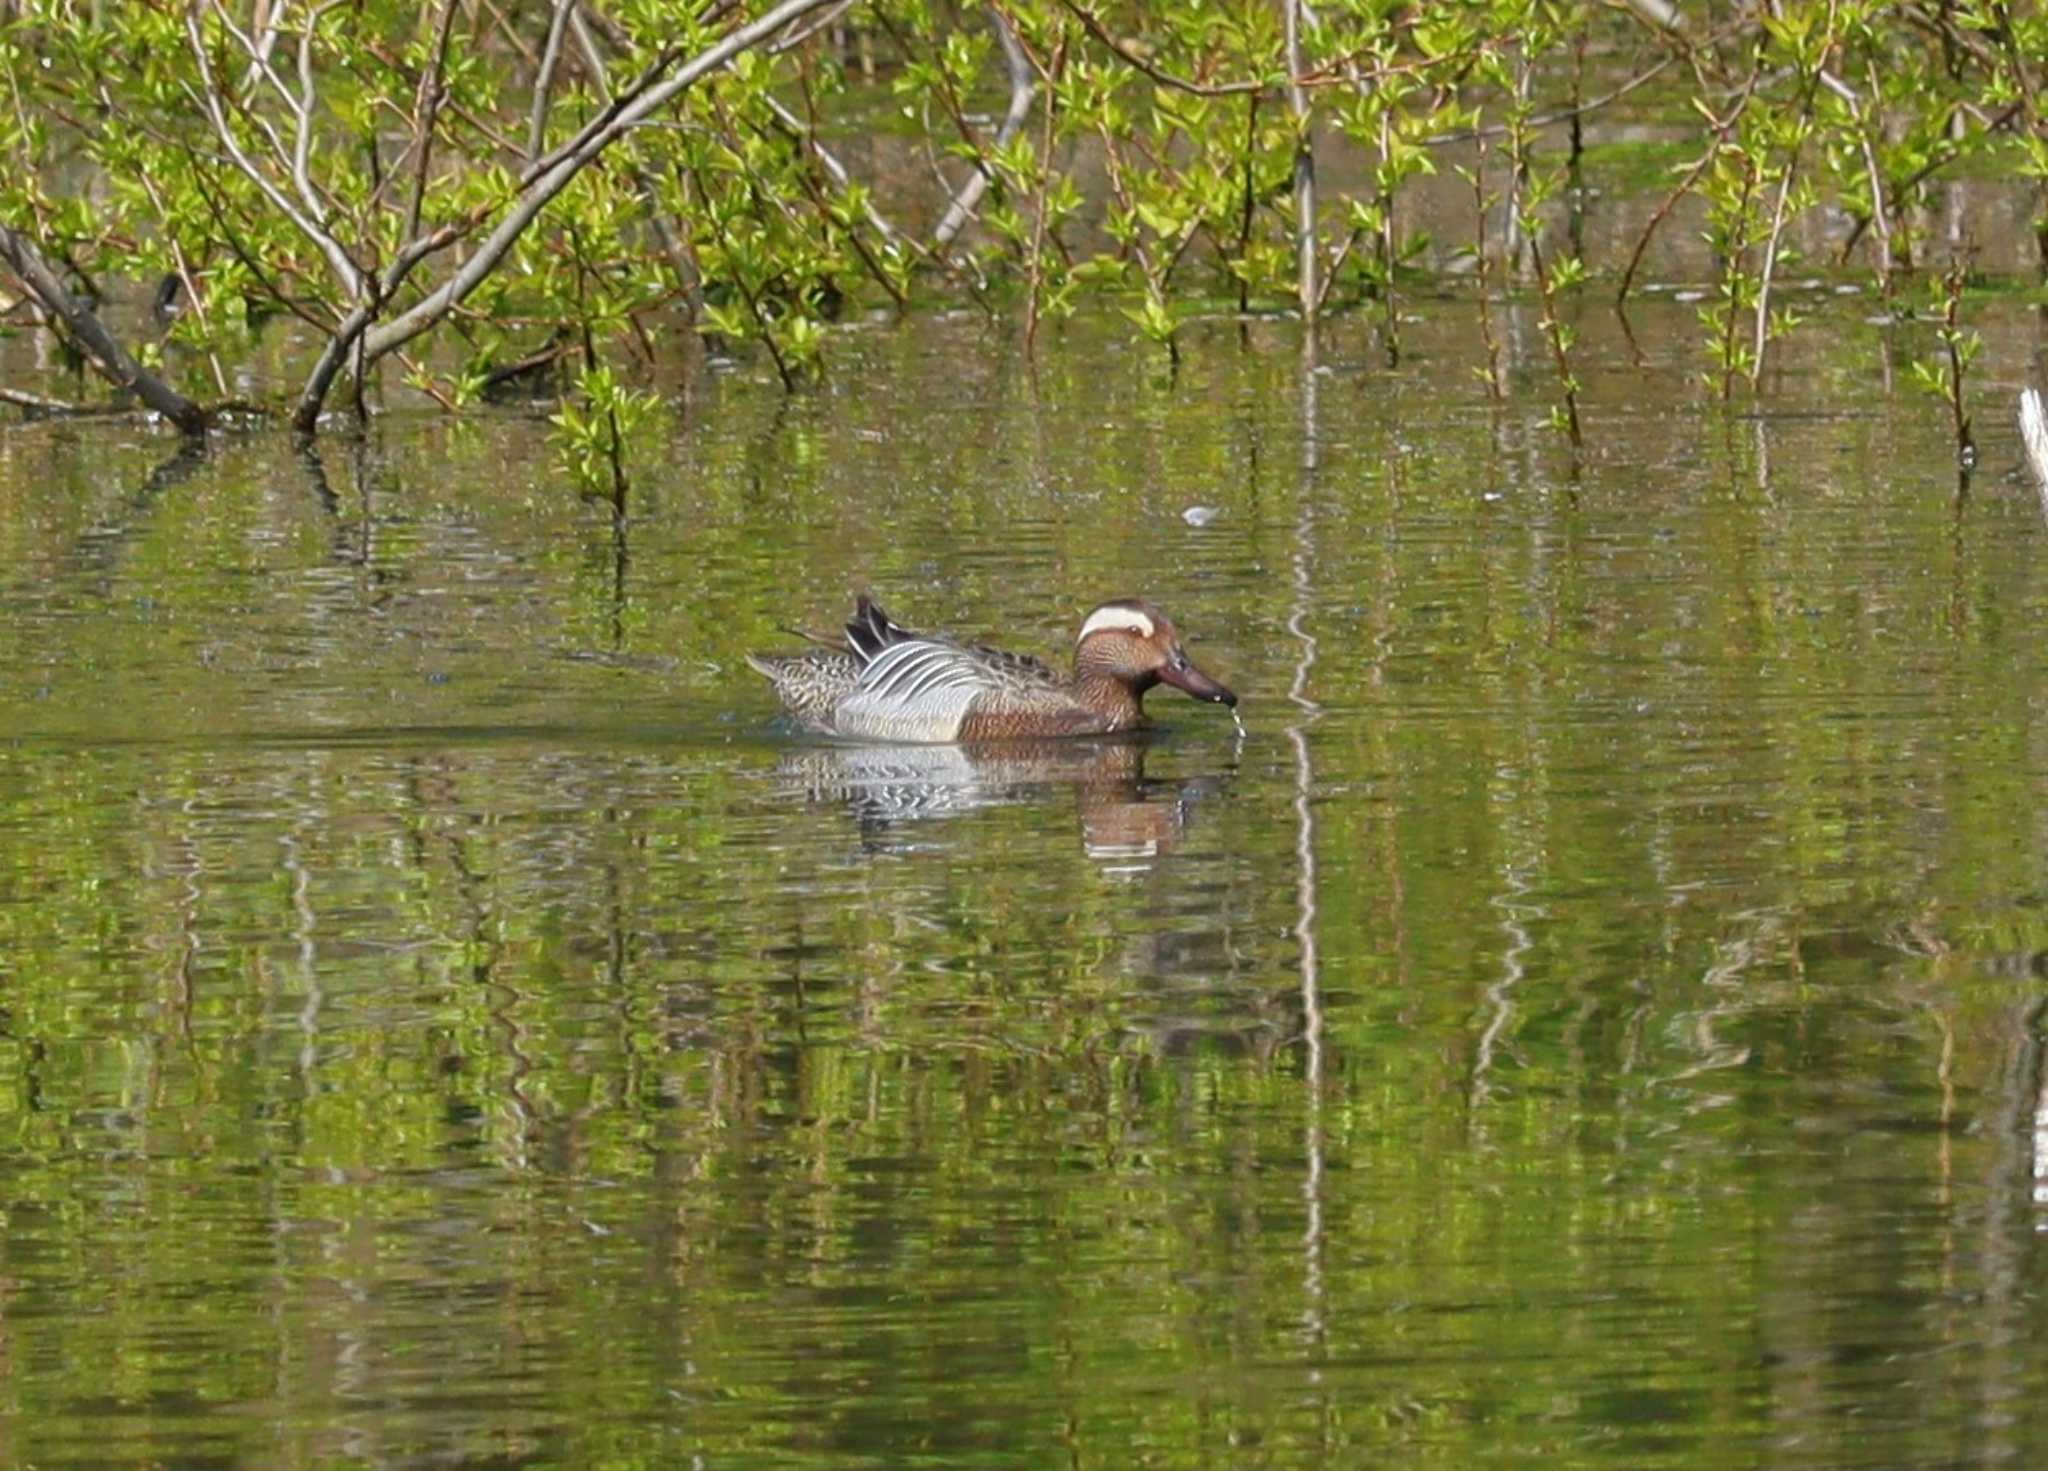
[746,595,1238,742]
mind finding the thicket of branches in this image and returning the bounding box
[0,1,2043,440]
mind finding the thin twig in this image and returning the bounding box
[1617,70,1759,302]
[406,1,462,245]
[1285,0,1317,320]
[766,0,857,53]
[296,0,847,429]
[1749,133,1802,390]
[1054,0,1261,97]
[185,4,364,298]
[1024,31,1066,356]
[529,0,578,160]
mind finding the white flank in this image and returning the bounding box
[1078,605,1154,640]
[2021,389,2048,516]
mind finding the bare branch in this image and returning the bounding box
[0,384,87,415]
[0,223,208,433]
[407,1,462,245]
[209,0,335,242]
[530,0,579,160]
[293,0,847,430]
[1751,147,1799,387]
[237,0,283,96]
[1284,0,1316,320]
[185,4,364,298]
[1055,0,1261,97]
[768,0,856,54]
[293,3,346,231]
[933,5,1036,250]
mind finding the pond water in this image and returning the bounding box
[7,298,2048,1466]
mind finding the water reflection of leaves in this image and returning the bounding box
[765,737,1231,866]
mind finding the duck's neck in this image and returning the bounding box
[1073,668,1148,731]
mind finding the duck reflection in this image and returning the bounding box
[767,737,1230,864]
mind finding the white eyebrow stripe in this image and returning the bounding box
[1078,606,1154,639]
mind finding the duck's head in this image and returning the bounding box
[1074,599,1237,707]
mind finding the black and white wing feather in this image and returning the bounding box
[833,638,999,741]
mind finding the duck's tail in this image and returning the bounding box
[846,595,920,664]
[745,649,861,732]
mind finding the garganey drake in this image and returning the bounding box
[747,595,1238,742]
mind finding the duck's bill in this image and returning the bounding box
[1161,662,1238,706]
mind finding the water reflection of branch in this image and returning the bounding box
[1290,329,1326,1342]
[1468,865,1533,1116]
[58,438,210,580]
[1665,922,1765,1109]
[280,820,323,1098]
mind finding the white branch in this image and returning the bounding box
[186,3,362,297]
[1285,0,1317,318]
[293,4,345,230]
[355,0,845,366]
[530,0,579,160]
[932,5,1035,250]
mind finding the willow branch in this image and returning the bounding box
[292,4,344,231]
[1285,0,1316,320]
[407,0,461,244]
[207,0,331,232]
[529,0,578,160]
[185,4,364,297]
[933,5,1036,250]
[0,224,208,433]
[295,0,844,429]
[1055,0,1260,96]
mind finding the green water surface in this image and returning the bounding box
[3,302,2048,1467]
